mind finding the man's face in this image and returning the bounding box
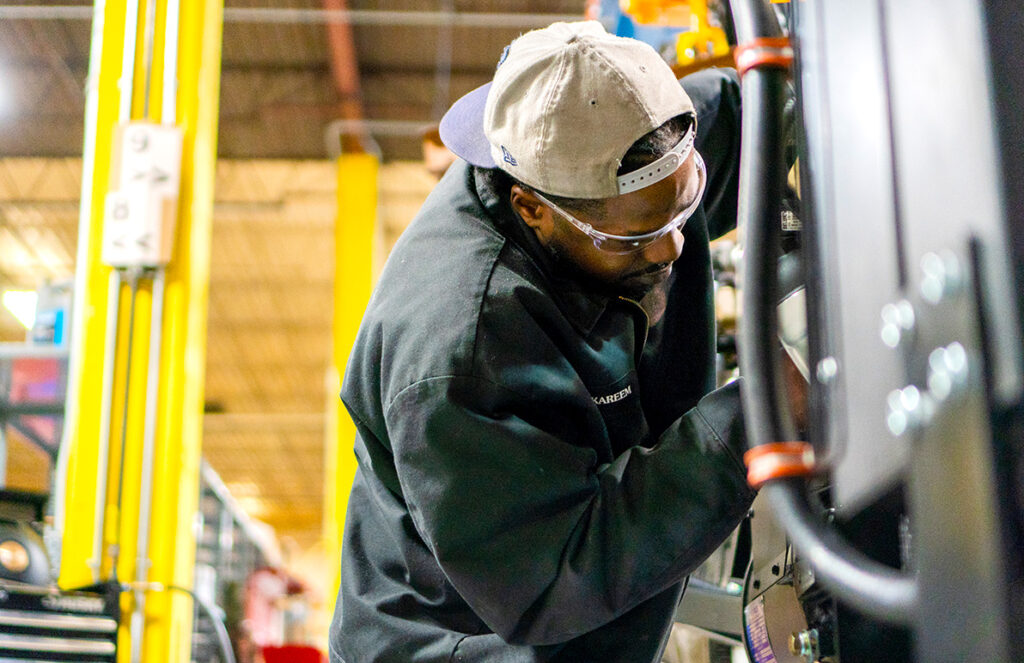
[530,150,703,300]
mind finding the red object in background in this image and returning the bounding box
[8,358,63,451]
[244,567,308,647]
[262,644,325,663]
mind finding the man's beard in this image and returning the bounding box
[545,243,672,323]
[543,242,641,296]
[637,282,670,324]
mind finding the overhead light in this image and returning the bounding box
[2,290,37,329]
[235,496,267,518]
[226,481,261,497]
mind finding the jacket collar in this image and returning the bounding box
[471,164,612,337]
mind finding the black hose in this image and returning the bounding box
[762,481,918,622]
[734,47,795,445]
[168,586,238,663]
[166,585,238,663]
[730,0,918,624]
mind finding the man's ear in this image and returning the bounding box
[510,184,555,244]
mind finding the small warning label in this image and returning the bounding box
[744,595,779,663]
[781,209,802,231]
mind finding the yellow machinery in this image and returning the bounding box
[620,0,731,65]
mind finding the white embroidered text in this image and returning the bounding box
[592,385,632,405]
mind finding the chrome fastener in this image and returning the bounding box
[920,250,963,305]
[880,300,916,349]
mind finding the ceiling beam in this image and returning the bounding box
[2,58,499,77]
[204,412,325,433]
[0,6,582,28]
[322,0,368,153]
[224,8,582,28]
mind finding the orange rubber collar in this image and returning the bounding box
[734,37,793,77]
[743,441,815,488]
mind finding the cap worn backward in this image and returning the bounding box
[439,82,496,169]
[482,21,694,199]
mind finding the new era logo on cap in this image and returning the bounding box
[501,146,518,166]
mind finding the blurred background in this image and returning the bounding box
[0,1,736,660]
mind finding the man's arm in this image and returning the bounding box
[683,68,742,241]
[387,375,754,646]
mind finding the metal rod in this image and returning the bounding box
[0,403,67,417]
[230,8,581,27]
[0,425,7,489]
[109,269,142,579]
[0,5,581,28]
[89,270,122,582]
[203,412,326,433]
[0,343,70,360]
[200,461,282,567]
[326,118,434,137]
[0,6,94,20]
[119,0,141,123]
[8,419,58,453]
[129,271,164,663]
[54,0,109,586]
[161,0,180,125]
[131,2,180,652]
[142,0,158,120]
[432,0,454,122]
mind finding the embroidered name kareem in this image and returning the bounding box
[592,385,632,405]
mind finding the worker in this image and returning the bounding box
[330,21,753,663]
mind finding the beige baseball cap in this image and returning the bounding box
[439,20,695,199]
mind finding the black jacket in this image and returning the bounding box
[330,68,754,663]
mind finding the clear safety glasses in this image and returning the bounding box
[534,151,707,255]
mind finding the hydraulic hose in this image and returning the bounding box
[730,0,918,624]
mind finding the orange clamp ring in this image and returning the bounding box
[743,441,815,489]
[734,37,793,78]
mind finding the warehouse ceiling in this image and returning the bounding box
[0,0,585,549]
[1,0,583,160]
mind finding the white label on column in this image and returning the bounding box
[101,122,184,268]
[120,123,183,198]
[101,190,154,267]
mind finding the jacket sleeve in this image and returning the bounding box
[682,68,742,241]
[386,375,755,646]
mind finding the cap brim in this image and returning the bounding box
[439,82,496,168]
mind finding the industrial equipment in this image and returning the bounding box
[685,0,1024,661]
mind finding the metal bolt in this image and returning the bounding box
[886,385,936,436]
[793,558,816,596]
[927,342,969,402]
[816,356,838,384]
[0,541,30,573]
[920,250,963,304]
[880,300,916,349]
[789,628,819,661]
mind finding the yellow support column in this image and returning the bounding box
[143,1,224,660]
[60,0,132,595]
[59,0,223,661]
[325,153,379,609]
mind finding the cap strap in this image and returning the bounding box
[743,441,815,489]
[734,37,793,78]
[616,123,696,195]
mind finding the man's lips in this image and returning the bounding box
[626,263,673,282]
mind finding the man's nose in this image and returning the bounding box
[642,227,685,264]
